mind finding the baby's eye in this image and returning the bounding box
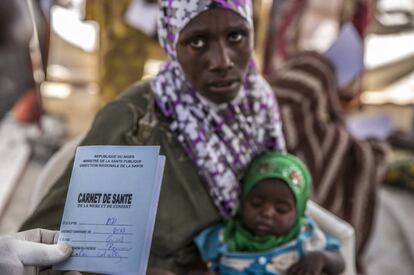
[276,207,289,214]
[228,31,244,43]
[190,37,206,49]
[250,199,263,208]
[275,203,292,214]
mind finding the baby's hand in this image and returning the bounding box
[287,251,325,275]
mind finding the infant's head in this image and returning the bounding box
[240,152,311,237]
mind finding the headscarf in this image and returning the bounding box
[224,152,311,252]
[151,0,286,217]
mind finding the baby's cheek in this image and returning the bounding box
[284,214,297,229]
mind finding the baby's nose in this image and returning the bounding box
[261,205,276,218]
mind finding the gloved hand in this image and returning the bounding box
[0,228,75,275]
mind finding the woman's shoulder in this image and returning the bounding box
[116,79,154,108]
[95,79,154,118]
[81,79,157,145]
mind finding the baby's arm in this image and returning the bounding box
[287,250,345,275]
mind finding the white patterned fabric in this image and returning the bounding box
[151,0,285,217]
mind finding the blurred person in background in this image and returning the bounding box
[269,51,389,274]
[0,0,36,120]
[263,2,414,274]
[260,2,388,273]
[84,0,163,103]
[263,0,376,76]
[0,1,77,273]
[263,0,378,113]
[0,0,51,123]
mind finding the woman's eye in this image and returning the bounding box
[228,32,244,43]
[190,38,205,49]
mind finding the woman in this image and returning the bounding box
[22,0,285,273]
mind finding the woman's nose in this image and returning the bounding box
[208,41,234,72]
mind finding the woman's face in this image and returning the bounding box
[241,179,297,237]
[176,8,253,104]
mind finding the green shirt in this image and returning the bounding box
[21,80,221,274]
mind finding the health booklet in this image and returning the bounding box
[54,145,165,274]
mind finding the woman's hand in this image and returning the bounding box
[287,250,345,275]
[287,251,325,275]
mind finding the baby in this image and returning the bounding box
[194,152,345,275]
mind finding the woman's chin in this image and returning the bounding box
[201,86,241,104]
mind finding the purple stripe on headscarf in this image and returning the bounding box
[233,0,241,6]
[193,136,202,145]
[167,32,176,43]
[192,126,207,145]
[213,0,232,9]
[173,98,181,107]
[233,152,241,165]
[216,121,224,130]
[156,99,174,117]
[223,201,233,213]
[211,170,220,177]
[226,110,236,121]
[200,127,207,139]
[248,59,257,70]
[260,102,269,110]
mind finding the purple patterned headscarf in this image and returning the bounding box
[151,0,286,217]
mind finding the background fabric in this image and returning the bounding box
[85,0,159,102]
[363,186,414,275]
[263,0,376,77]
[271,51,389,268]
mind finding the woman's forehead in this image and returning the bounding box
[179,8,250,38]
[158,0,253,56]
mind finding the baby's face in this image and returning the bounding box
[241,179,297,237]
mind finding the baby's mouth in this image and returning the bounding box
[255,223,273,236]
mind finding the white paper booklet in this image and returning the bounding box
[346,113,393,140]
[54,146,165,274]
[324,23,364,88]
[124,0,158,36]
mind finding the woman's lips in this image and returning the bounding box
[207,79,240,93]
